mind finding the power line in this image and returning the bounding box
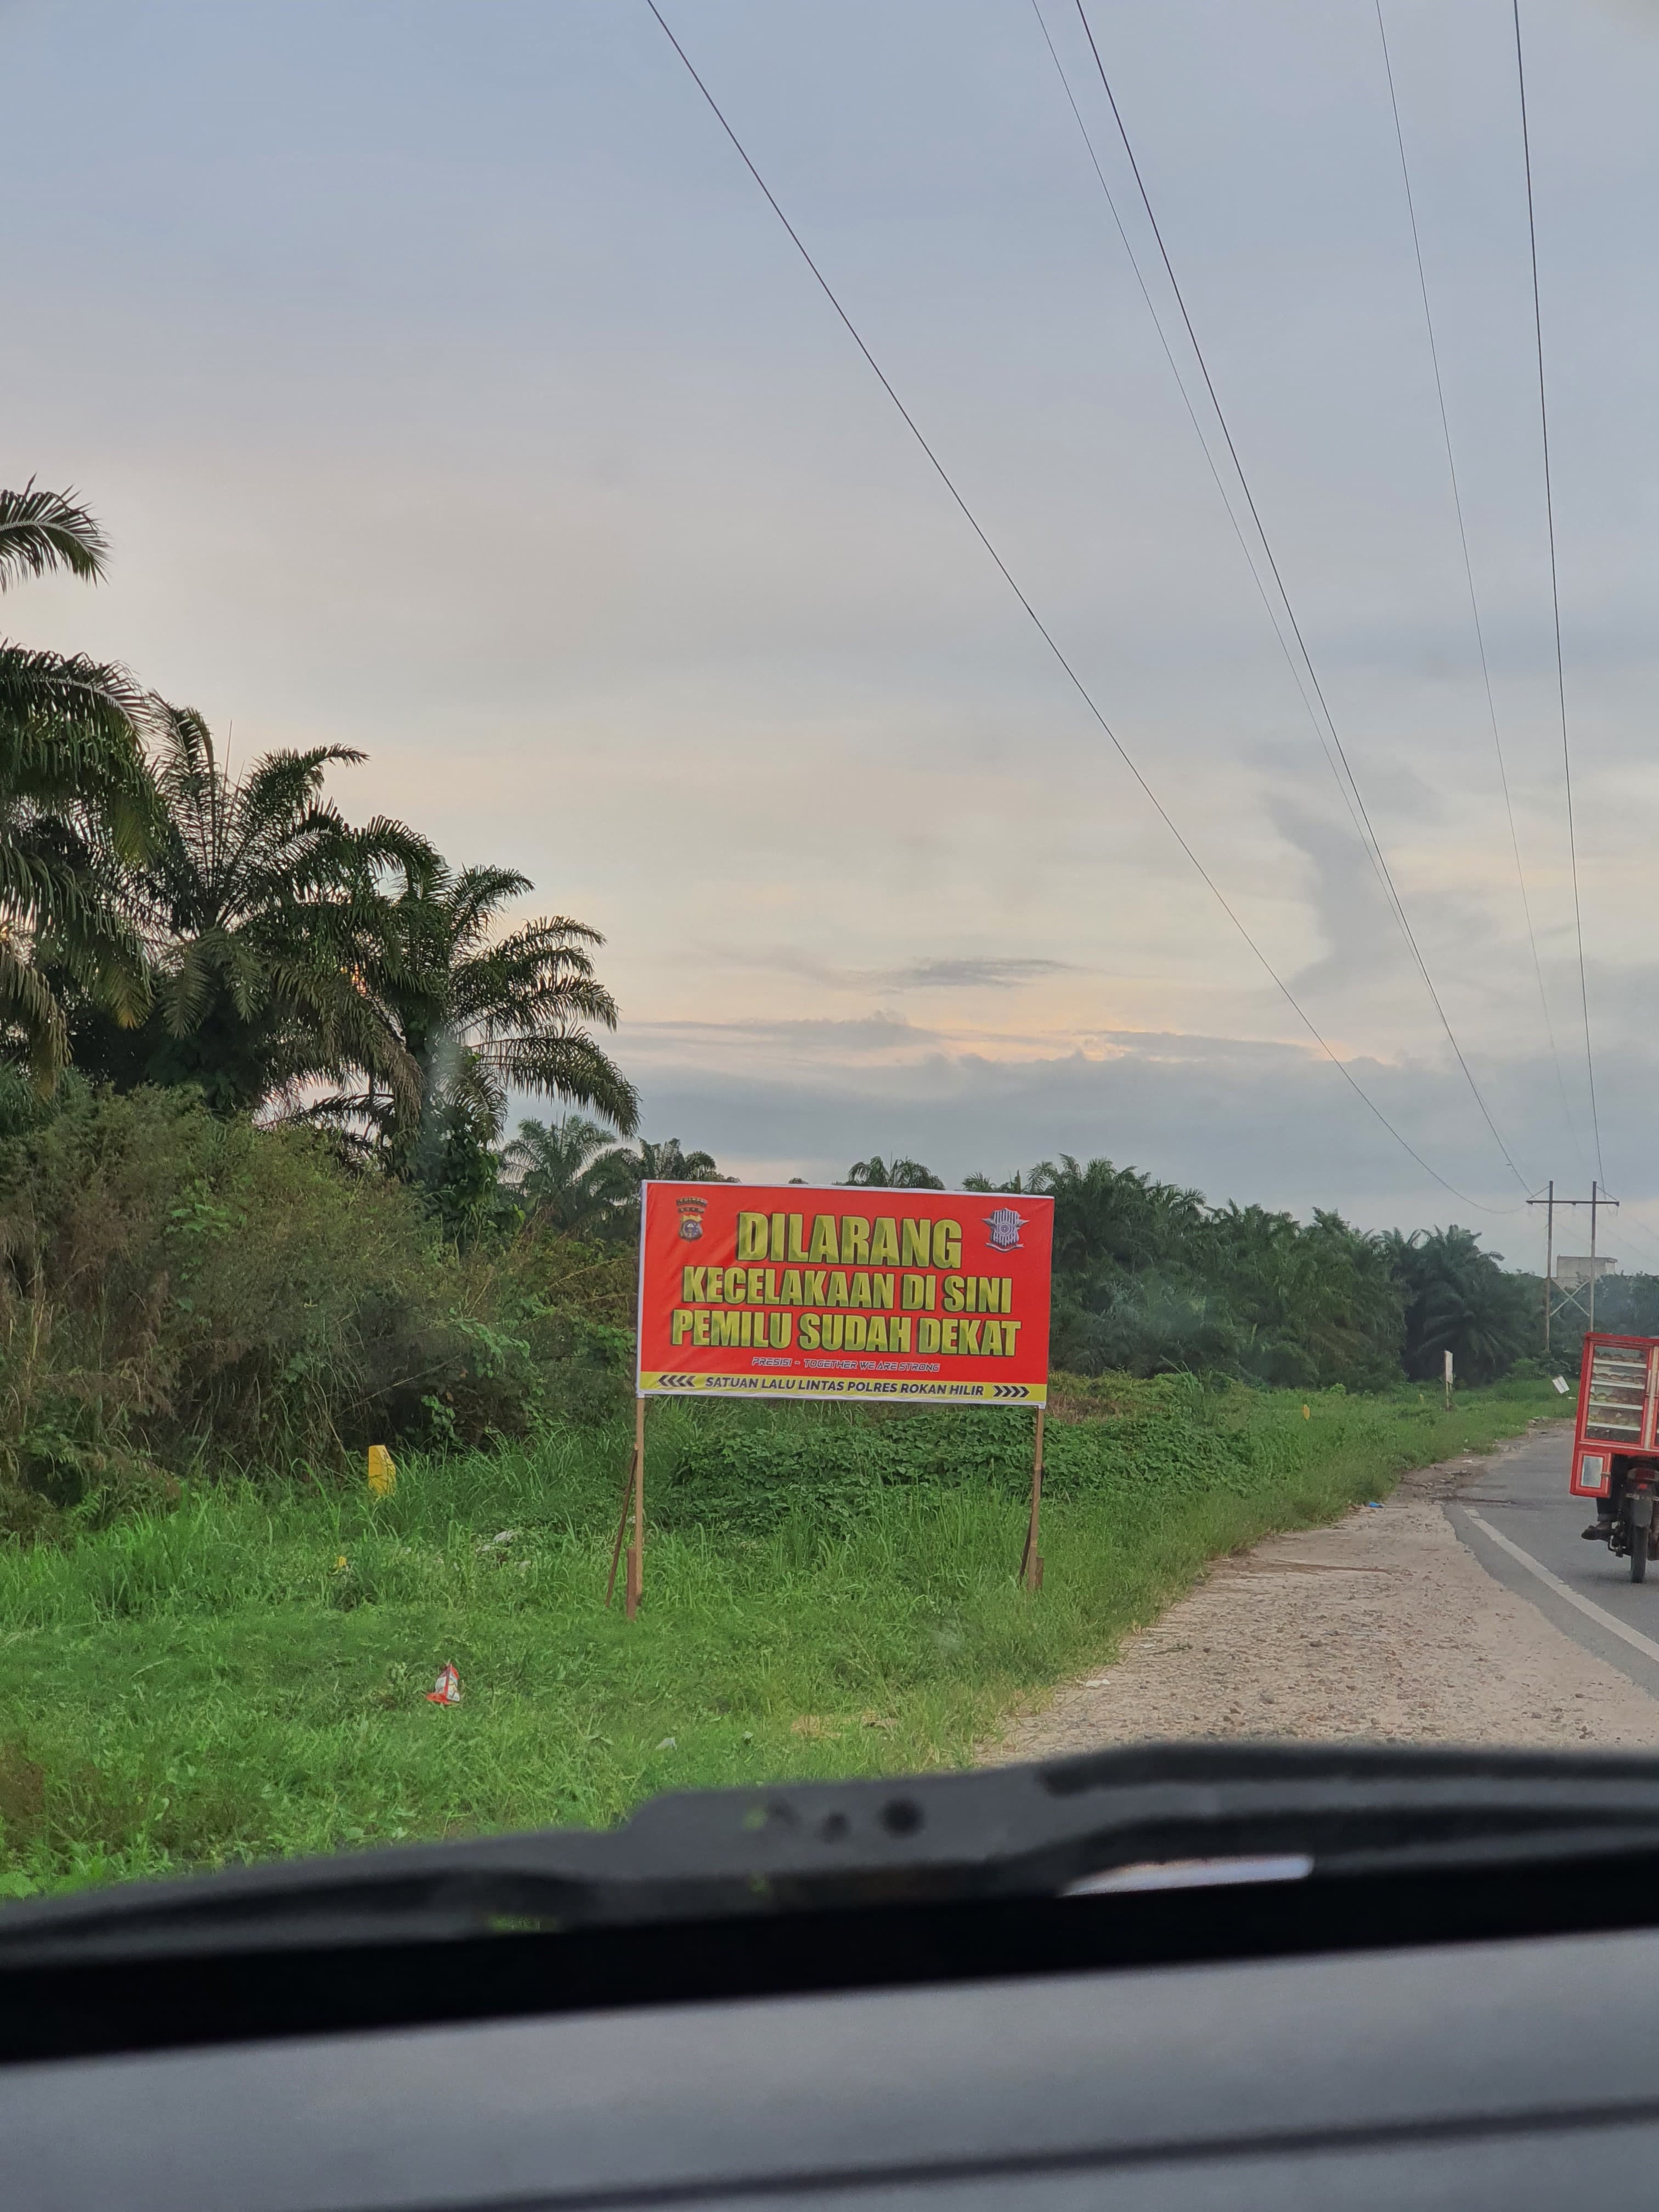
[1031,0,1540,1218]
[1374,0,1584,1176]
[1067,0,1531,1196]
[1534,1182,1659,1288]
[646,0,1520,1215]
[1026,0,1397,942]
[1612,1202,1659,1272]
[1511,0,1605,1187]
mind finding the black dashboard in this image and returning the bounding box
[8,1921,1658,2210]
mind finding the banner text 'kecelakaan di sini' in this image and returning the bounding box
[636,1183,1053,1403]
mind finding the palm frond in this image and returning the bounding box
[483,1030,640,1133]
[0,646,162,787]
[501,1114,619,1180]
[0,482,109,591]
[433,864,533,953]
[0,935,69,1083]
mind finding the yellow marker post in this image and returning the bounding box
[367,1445,397,1498]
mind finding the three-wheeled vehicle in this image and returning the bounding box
[1571,1331,1659,1580]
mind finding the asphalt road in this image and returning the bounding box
[1451,1424,1659,1705]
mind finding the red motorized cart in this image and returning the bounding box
[1569,1331,1659,1581]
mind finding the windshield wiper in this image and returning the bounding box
[8,1742,1659,1968]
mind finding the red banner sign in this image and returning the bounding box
[636,1183,1053,1403]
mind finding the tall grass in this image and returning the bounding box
[0,1379,1561,1894]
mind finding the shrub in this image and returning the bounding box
[0,1089,629,1531]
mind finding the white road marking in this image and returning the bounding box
[1464,1509,1659,1669]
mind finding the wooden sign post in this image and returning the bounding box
[618,1183,1055,1614]
[605,1395,647,1617]
[625,1393,645,1617]
[1019,1408,1046,1593]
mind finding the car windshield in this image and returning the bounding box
[4,0,1658,1921]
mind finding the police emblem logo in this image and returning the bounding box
[676,1195,708,1240]
[984,1206,1026,1252]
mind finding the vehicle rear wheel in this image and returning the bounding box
[1632,1530,1648,1584]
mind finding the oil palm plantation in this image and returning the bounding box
[591,1135,720,1192]
[583,1134,724,1244]
[1383,1224,1532,1384]
[845,1155,944,1189]
[1206,1203,1400,1387]
[70,708,429,1114]
[1,484,157,1083]
[310,861,639,1189]
[1032,1154,1208,1276]
[966,1151,1406,1386]
[501,1115,620,1237]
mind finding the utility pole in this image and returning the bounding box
[1528,1183,1619,1350]
[1535,1178,1554,1352]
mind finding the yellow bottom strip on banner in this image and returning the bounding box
[637,1373,1047,1404]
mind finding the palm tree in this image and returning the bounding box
[584,1135,724,1242]
[501,1114,619,1237]
[594,1135,721,1189]
[845,1155,945,1189]
[311,860,639,1176]
[1383,1225,1531,1384]
[1030,1154,1206,1275]
[1205,1202,1400,1387]
[1,484,157,1083]
[71,708,428,1115]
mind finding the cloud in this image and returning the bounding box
[701,949,1078,994]
[622,1030,1453,1222]
[606,997,1659,1250]
[623,1011,942,1062]
[883,957,1074,990]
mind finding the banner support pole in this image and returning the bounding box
[625,1392,646,1618]
[603,1448,630,1609]
[606,1394,647,1612]
[1020,1406,1045,1592]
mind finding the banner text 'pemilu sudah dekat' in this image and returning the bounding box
[635,1182,1054,1404]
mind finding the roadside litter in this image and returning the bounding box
[426,1664,462,1706]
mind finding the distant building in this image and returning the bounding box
[1556,1255,1618,1290]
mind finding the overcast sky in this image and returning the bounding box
[6,0,1659,1262]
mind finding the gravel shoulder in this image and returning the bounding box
[989,1426,1659,1759]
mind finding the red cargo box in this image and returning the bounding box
[1571,1332,1659,1496]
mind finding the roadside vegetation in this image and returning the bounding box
[0,1376,1559,1894]
[0,1077,1561,1542]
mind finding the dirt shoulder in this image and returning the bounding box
[988,1427,1659,1759]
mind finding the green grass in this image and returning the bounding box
[0,1378,1564,1894]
